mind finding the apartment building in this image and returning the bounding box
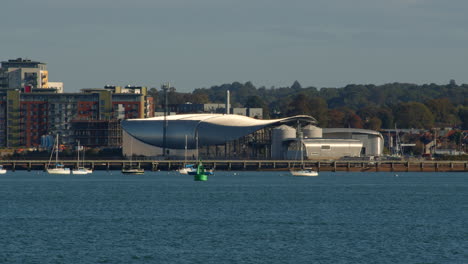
[0,58,50,89]
[0,58,155,148]
[0,86,154,148]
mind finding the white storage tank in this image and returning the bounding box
[271,125,296,159]
[303,125,322,138]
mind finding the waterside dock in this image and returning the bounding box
[1,160,468,172]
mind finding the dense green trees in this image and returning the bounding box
[155,81,468,129]
[393,102,434,129]
[458,107,468,130]
[308,97,328,127]
[425,98,459,126]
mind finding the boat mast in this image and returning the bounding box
[394,123,403,157]
[55,134,59,164]
[184,134,187,165]
[196,132,199,161]
[77,140,80,168]
[296,121,304,169]
[300,138,304,169]
[129,137,133,167]
[162,83,169,157]
[395,124,400,156]
[82,143,86,167]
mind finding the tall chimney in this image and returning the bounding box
[226,90,230,114]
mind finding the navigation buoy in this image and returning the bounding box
[194,161,208,181]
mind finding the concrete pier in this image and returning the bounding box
[1,159,468,172]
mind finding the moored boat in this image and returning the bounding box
[122,167,145,174]
[290,169,318,177]
[290,124,318,177]
[0,165,7,174]
[72,167,90,175]
[178,164,195,175]
[47,164,71,175]
[47,134,70,175]
[122,137,144,174]
[72,141,93,175]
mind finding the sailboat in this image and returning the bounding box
[47,134,71,174]
[290,129,318,177]
[0,165,7,174]
[183,135,214,176]
[178,164,194,175]
[122,137,144,174]
[72,141,93,175]
[178,135,195,174]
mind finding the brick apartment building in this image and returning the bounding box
[0,58,154,148]
[0,86,154,148]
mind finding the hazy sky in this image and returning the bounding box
[2,0,468,92]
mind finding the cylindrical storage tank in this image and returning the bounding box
[366,134,384,156]
[271,125,296,159]
[303,125,322,138]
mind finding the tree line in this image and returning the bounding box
[148,80,468,130]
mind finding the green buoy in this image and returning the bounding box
[194,161,208,181]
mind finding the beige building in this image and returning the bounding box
[0,58,50,89]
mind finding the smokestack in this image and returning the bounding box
[226,90,230,114]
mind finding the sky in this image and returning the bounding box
[2,0,468,92]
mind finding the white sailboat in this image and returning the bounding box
[290,168,318,177]
[122,137,144,174]
[72,141,93,175]
[47,134,71,174]
[0,165,7,174]
[178,135,195,174]
[290,128,318,177]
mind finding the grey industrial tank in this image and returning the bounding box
[271,125,296,159]
[302,125,322,138]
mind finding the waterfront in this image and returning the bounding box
[3,159,468,172]
[0,171,467,263]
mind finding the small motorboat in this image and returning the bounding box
[290,168,318,177]
[72,167,92,175]
[122,167,145,175]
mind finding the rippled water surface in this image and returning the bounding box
[0,171,467,263]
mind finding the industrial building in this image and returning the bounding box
[322,128,384,156]
[121,114,383,160]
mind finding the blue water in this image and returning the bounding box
[0,171,467,264]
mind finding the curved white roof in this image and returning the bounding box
[122,114,317,149]
[134,113,311,126]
